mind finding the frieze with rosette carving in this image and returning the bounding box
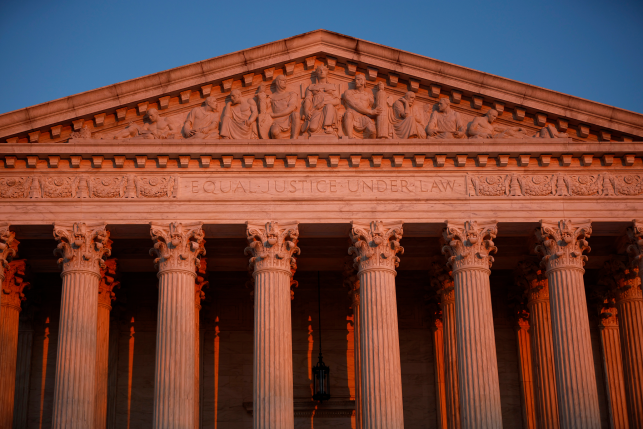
[349,221,404,273]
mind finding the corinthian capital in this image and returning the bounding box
[627,219,643,269]
[53,222,111,275]
[149,222,205,274]
[598,256,641,303]
[0,223,18,279]
[428,256,454,302]
[515,258,548,303]
[441,220,497,272]
[98,258,120,309]
[535,219,591,272]
[245,221,300,274]
[2,259,30,310]
[348,220,404,274]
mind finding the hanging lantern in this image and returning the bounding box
[313,271,331,402]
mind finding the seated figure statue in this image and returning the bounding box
[302,65,340,137]
[538,124,569,138]
[263,75,301,139]
[342,74,382,139]
[182,96,220,139]
[467,109,534,139]
[112,108,181,139]
[390,91,427,139]
[220,89,258,139]
[426,98,466,139]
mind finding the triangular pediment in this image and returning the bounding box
[1,29,642,143]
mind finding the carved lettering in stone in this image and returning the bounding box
[98,258,119,308]
[426,98,466,139]
[535,220,592,271]
[220,90,258,140]
[182,96,220,140]
[441,220,498,272]
[0,177,32,198]
[2,259,29,309]
[348,221,404,273]
[303,65,341,137]
[53,222,112,275]
[149,222,205,273]
[244,221,299,274]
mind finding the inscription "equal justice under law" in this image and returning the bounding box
[183,176,466,198]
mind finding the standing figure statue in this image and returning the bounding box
[266,75,301,139]
[112,108,181,139]
[427,98,466,139]
[390,91,427,139]
[467,109,534,139]
[182,96,220,139]
[342,74,382,139]
[220,89,258,139]
[302,65,340,137]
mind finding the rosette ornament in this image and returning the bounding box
[534,220,601,429]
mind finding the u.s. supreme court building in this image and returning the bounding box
[0,30,642,429]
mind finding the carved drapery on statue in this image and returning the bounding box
[149,222,206,274]
[53,222,112,276]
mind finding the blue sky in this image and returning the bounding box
[1,0,641,114]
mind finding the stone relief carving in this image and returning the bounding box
[220,90,258,139]
[111,108,181,140]
[53,222,112,274]
[467,109,534,139]
[182,96,220,139]
[302,65,341,137]
[342,74,382,139]
[466,173,643,197]
[258,75,301,139]
[2,260,30,309]
[149,222,205,273]
[441,220,498,271]
[244,221,300,273]
[426,98,466,139]
[535,219,592,271]
[70,125,92,139]
[348,220,404,273]
[389,92,427,139]
[0,175,176,199]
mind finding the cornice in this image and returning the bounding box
[1,30,642,141]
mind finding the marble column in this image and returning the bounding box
[344,260,363,429]
[52,222,112,429]
[0,222,18,310]
[597,304,629,429]
[195,258,208,429]
[431,319,448,429]
[442,220,502,429]
[515,259,559,429]
[623,220,643,427]
[535,219,601,429]
[349,220,405,429]
[0,259,28,429]
[150,221,205,429]
[95,258,119,429]
[429,257,460,429]
[245,221,300,429]
[13,312,34,429]
[515,318,537,429]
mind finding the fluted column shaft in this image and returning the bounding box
[153,269,196,429]
[253,269,294,429]
[95,299,111,429]
[13,319,34,429]
[0,294,21,428]
[442,288,461,429]
[527,289,560,429]
[352,291,363,429]
[515,319,537,429]
[547,267,601,428]
[453,267,503,429]
[52,270,100,428]
[616,287,643,427]
[431,320,448,429]
[599,315,629,429]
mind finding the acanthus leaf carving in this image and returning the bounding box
[510,258,548,322]
[627,220,643,271]
[195,258,209,309]
[597,256,641,304]
[136,176,176,198]
[0,177,32,198]
[348,220,404,274]
[535,219,591,272]
[53,222,112,275]
[2,259,30,309]
[98,258,120,308]
[0,223,18,276]
[244,221,300,274]
[441,220,497,272]
[149,222,205,274]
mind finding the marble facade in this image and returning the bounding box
[0,30,642,429]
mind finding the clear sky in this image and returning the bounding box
[1,0,641,114]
